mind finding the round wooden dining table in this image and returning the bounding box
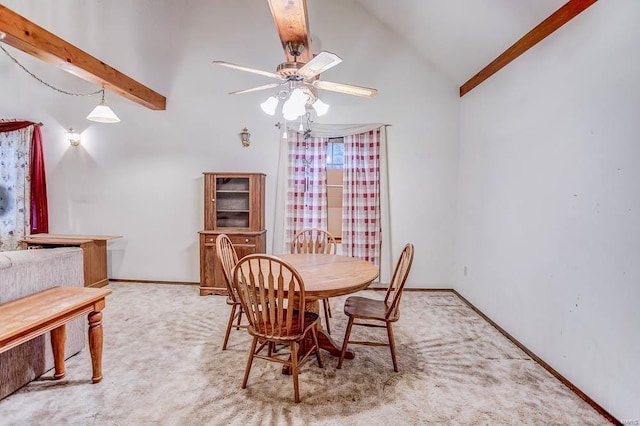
[276,253,379,361]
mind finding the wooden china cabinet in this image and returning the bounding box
[198,173,266,296]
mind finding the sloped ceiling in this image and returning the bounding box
[354,0,567,86]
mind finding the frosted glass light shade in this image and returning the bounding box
[282,89,309,120]
[312,98,329,116]
[260,96,279,115]
[87,103,120,123]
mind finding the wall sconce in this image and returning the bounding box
[240,127,251,147]
[66,129,81,146]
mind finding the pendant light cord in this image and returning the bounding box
[0,45,103,97]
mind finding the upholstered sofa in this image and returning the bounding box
[0,247,85,399]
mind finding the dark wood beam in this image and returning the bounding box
[459,0,598,97]
[0,5,166,110]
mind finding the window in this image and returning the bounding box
[326,138,343,241]
[326,137,344,169]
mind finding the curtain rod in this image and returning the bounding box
[275,122,392,128]
[0,119,43,126]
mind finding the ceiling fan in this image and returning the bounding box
[213,0,377,118]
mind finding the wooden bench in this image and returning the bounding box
[0,286,112,384]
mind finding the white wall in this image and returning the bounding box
[0,0,459,286]
[3,0,637,420]
[454,0,640,420]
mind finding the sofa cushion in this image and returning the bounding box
[0,255,11,270]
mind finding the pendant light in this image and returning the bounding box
[87,89,120,123]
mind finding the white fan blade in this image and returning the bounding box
[212,61,285,80]
[297,51,342,80]
[229,83,282,95]
[313,80,378,98]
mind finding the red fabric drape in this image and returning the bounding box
[0,121,49,234]
[0,121,33,133]
[29,126,48,233]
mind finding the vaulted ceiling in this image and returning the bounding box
[353,0,568,86]
[0,0,590,106]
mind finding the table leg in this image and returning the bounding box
[305,299,355,358]
[88,310,104,383]
[50,325,66,379]
[282,299,354,374]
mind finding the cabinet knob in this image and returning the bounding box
[211,199,215,202]
[245,238,249,243]
[209,238,214,242]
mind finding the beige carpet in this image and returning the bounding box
[0,283,608,425]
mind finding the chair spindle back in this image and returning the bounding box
[290,228,337,255]
[384,243,415,320]
[233,254,307,339]
[216,234,240,302]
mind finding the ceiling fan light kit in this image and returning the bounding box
[213,0,377,122]
[282,88,309,120]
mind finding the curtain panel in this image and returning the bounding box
[29,126,48,234]
[284,130,328,249]
[0,121,48,251]
[0,124,32,250]
[342,128,381,267]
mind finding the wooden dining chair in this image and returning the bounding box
[290,228,337,334]
[337,243,414,372]
[215,234,246,350]
[233,254,323,403]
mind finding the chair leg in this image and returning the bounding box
[337,316,354,369]
[235,308,243,330]
[242,336,258,389]
[290,342,300,403]
[268,341,273,357]
[222,304,237,350]
[310,325,323,368]
[387,322,398,372]
[322,299,331,335]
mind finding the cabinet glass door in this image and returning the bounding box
[216,177,250,228]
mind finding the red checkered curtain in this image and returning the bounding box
[284,130,329,248]
[342,128,381,266]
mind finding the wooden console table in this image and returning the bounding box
[0,286,112,384]
[21,234,121,288]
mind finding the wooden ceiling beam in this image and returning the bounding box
[267,0,313,63]
[459,0,598,97]
[0,5,166,110]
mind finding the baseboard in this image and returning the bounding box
[368,286,455,292]
[450,289,620,426]
[108,278,199,286]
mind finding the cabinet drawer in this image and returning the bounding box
[228,235,258,246]
[199,234,259,246]
[201,235,217,245]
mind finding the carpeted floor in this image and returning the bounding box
[0,283,608,425]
